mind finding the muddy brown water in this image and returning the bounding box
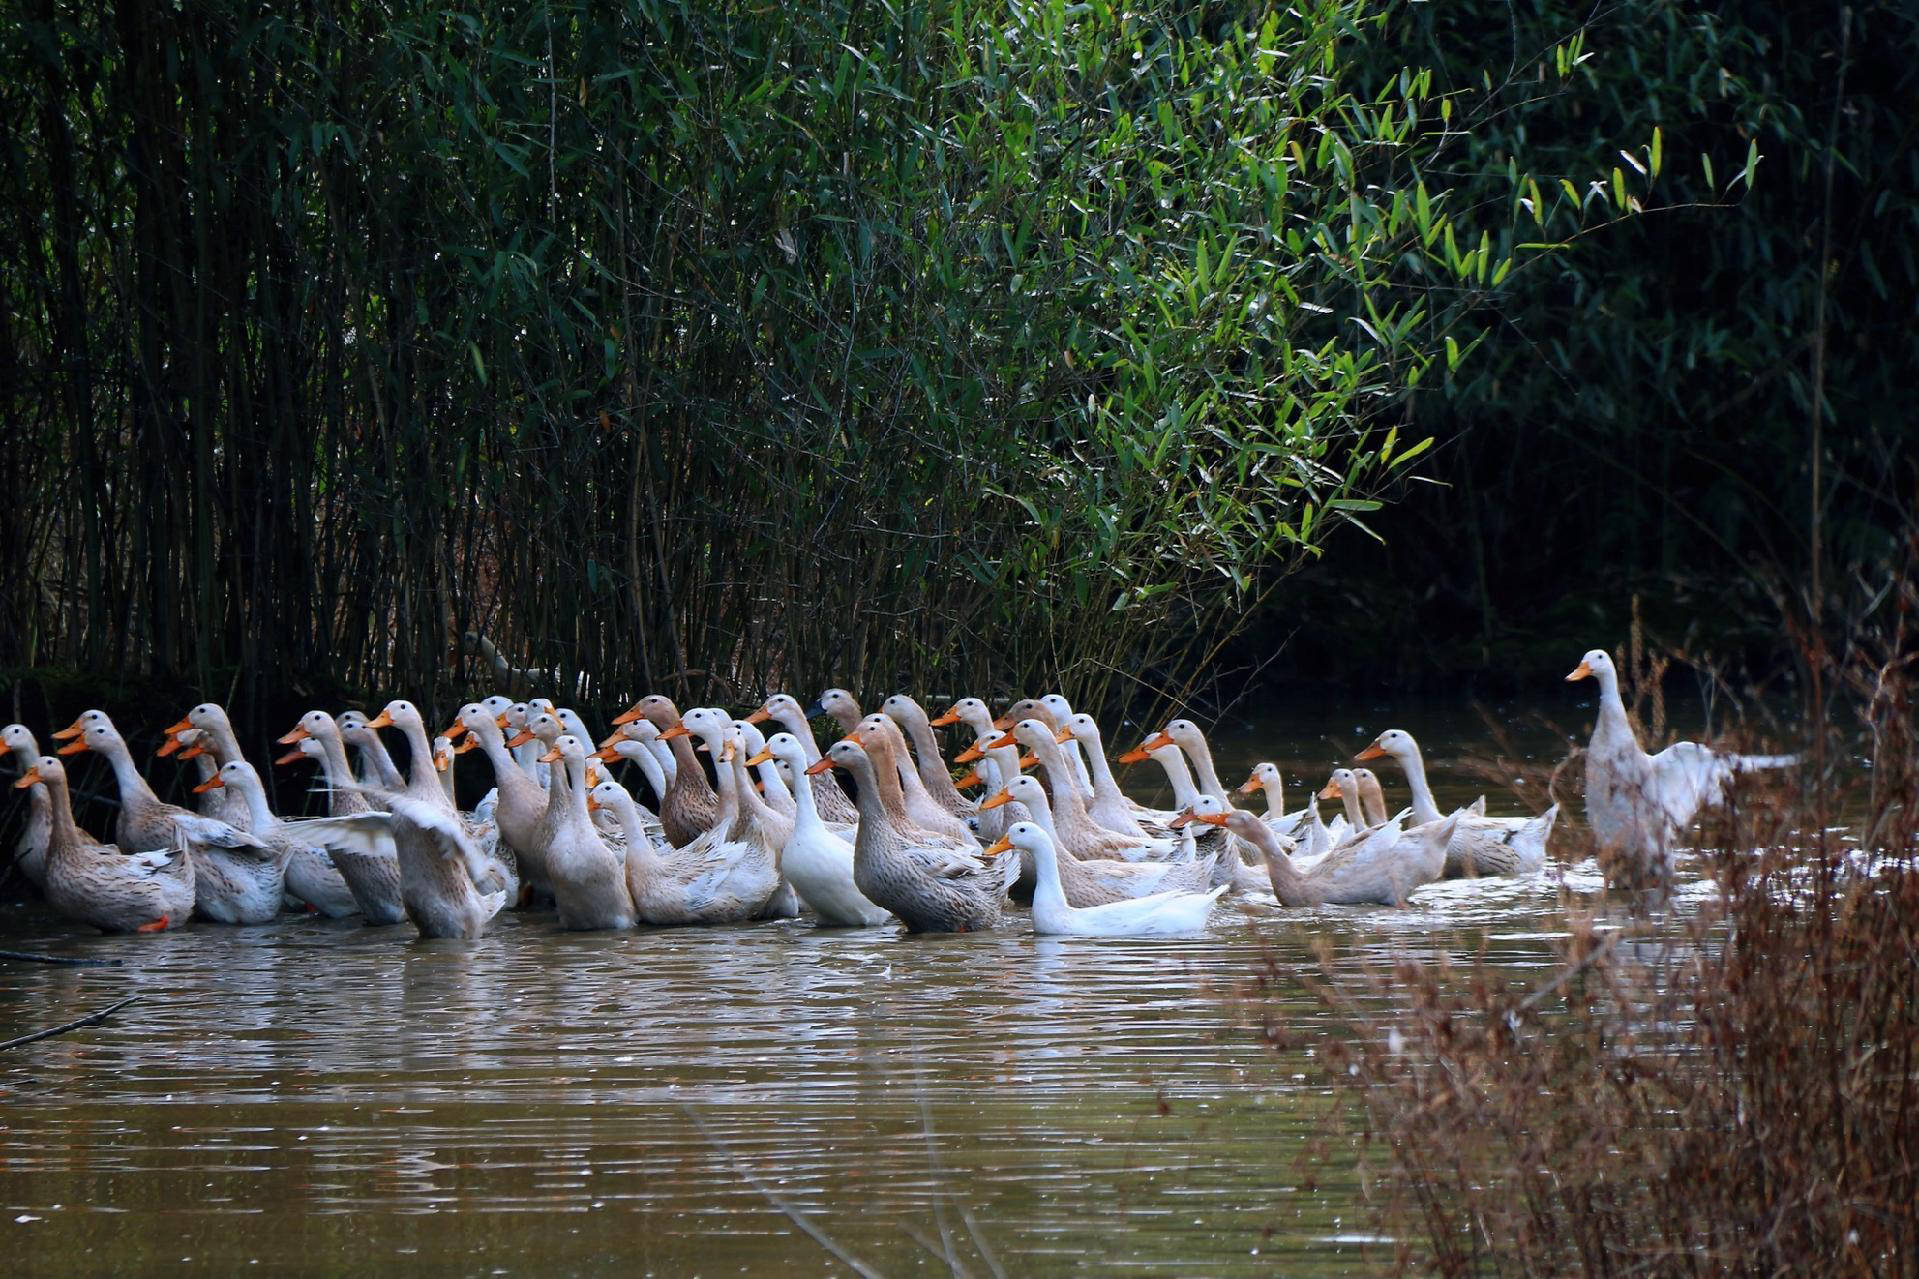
[1,698,1682,1275]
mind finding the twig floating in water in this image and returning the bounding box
[0,949,124,967]
[0,995,140,1052]
[681,1102,885,1279]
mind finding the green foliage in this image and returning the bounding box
[0,0,1608,727]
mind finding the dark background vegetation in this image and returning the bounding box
[2,0,1913,739]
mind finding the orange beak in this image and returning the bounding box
[365,709,396,730]
[178,742,208,761]
[611,703,645,726]
[495,714,512,729]
[1354,743,1388,761]
[979,789,1013,812]
[1317,780,1342,800]
[193,774,225,793]
[983,833,1014,858]
[1238,773,1264,794]
[954,769,982,790]
[593,744,620,762]
[743,707,772,725]
[804,757,835,776]
[586,793,602,813]
[720,741,737,764]
[658,723,691,742]
[538,746,563,764]
[277,724,311,745]
[504,730,536,749]
[930,708,962,727]
[155,735,183,758]
[1017,753,1038,771]
[444,721,468,741]
[954,741,986,765]
[275,747,308,766]
[163,716,194,736]
[13,766,42,789]
[745,747,774,767]
[1566,660,1593,682]
[585,766,601,788]
[982,731,1016,751]
[57,737,89,756]
[1053,725,1074,744]
[52,718,86,741]
[455,738,479,754]
[434,752,449,773]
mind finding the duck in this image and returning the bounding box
[434,725,519,902]
[733,719,796,820]
[1565,649,1796,883]
[846,714,977,844]
[989,821,1224,937]
[1053,713,1160,839]
[3,724,51,890]
[533,734,635,930]
[807,738,1014,933]
[1036,695,1100,799]
[194,760,359,918]
[750,733,889,926]
[164,728,226,818]
[808,687,865,735]
[598,716,779,925]
[590,735,671,836]
[276,711,408,924]
[979,776,1220,905]
[301,795,510,939]
[989,698,1092,799]
[1180,797,1458,907]
[1356,729,1559,877]
[54,711,283,924]
[1237,763,1333,858]
[720,720,800,919]
[953,733,1032,845]
[881,693,972,818]
[745,693,859,824]
[501,702,550,783]
[432,736,459,808]
[365,700,456,809]
[16,755,196,933]
[338,710,407,790]
[612,695,718,847]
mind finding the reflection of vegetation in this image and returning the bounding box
[2,1,1647,723]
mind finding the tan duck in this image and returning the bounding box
[1180,797,1457,907]
[980,775,1219,905]
[808,738,1013,933]
[55,711,283,924]
[535,735,637,930]
[5,723,52,890]
[880,694,972,818]
[1356,729,1559,877]
[365,700,456,810]
[612,695,717,847]
[745,693,859,824]
[845,714,976,844]
[276,711,407,924]
[302,795,510,939]
[195,760,359,918]
[17,755,196,933]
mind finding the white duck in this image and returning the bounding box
[990,821,1223,937]
[276,711,407,924]
[1237,763,1332,858]
[746,692,857,824]
[751,733,888,926]
[338,710,406,790]
[1181,797,1458,907]
[881,693,972,818]
[195,760,359,918]
[1566,648,1796,883]
[980,775,1220,904]
[535,734,637,930]
[1354,730,1557,876]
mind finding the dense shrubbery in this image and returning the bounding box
[2,0,1606,732]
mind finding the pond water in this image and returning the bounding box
[0,696,1689,1275]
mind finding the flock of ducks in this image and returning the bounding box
[1,645,1794,940]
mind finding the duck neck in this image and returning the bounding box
[1077,732,1128,809]
[1337,785,1365,828]
[1593,668,1637,749]
[396,722,439,799]
[1032,739,1093,827]
[787,754,826,834]
[235,779,277,831]
[1392,744,1443,826]
[1181,735,1228,802]
[44,775,84,854]
[315,732,357,794]
[625,743,667,804]
[1239,818,1315,906]
[896,708,963,807]
[1015,788,1061,847]
[1029,834,1068,914]
[102,740,160,809]
[773,708,823,763]
[1151,747,1201,810]
[614,794,659,866]
[666,732,714,804]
